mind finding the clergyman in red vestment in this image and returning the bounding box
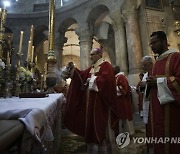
[64,48,120,153]
[113,66,134,136]
[147,31,180,154]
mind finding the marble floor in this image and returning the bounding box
[59,113,147,154]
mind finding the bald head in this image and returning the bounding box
[141,56,154,72]
[90,48,103,64]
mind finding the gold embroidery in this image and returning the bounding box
[169,76,175,81]
[156,54,169,61]
[90,66,101,74]
[89,58,105,74]
[170,78,180,94]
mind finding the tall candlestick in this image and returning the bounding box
[19,31,24,54]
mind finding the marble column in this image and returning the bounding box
[122,2,143,74]
[75,25,93,69]
[110,11,128,74]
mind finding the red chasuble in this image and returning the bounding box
[64,61,120,144]
[148,52,180,154]
[115,73,133,121]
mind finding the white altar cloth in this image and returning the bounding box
[0,93,66,143]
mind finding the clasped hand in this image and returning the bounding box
[146,76,157,87]
[84,78,90,86]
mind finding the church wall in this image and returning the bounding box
[4,0,180,73]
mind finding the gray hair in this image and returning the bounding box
[141,56,153,63]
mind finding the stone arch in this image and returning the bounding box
[86,5,115,64]
[33,25,48,74]
[34,25,48,47]
[57,18,79,68]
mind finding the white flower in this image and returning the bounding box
[0,59,5,69]
[26,70,33,81]
[19,67,26,80]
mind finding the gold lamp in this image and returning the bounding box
[174,21,180,36]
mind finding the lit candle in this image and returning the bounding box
[30,25,34,41]
[27,41,31,61]
[44,62,47,81]
[19,31,24,54]
[31,46,34,62]
[30,25,34,48]
[27,25,34,61]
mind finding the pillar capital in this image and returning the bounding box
[122,5,137,21]
[75,25,93,42]
[110,10,125,31]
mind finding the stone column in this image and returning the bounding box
[75,25,93,69]
[122,1,143,74]
[110,10,128,74]
[55,27,67,69]
[122,0,143,111]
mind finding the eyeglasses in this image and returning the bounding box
[90,53,98,56]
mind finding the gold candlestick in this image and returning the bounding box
[48,0,56,61]
[46,0,57,93]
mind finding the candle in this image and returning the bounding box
[31,46,34,62]
[19,31,24,54]
[43,40,49,55]
[40,74,44,92]
[44,62,47,81]
[27,25,34,61]
[35,56,37,64]
[30,25,34,41]
[6,51,10,66]
[27,41,31,61]
[30,25,34,49]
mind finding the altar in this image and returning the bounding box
[0,93,66,154]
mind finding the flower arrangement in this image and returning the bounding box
[19,66,33,81]
[26,69,33,82]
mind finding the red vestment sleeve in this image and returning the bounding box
[63,68,91,136]
[116,74,129,95]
